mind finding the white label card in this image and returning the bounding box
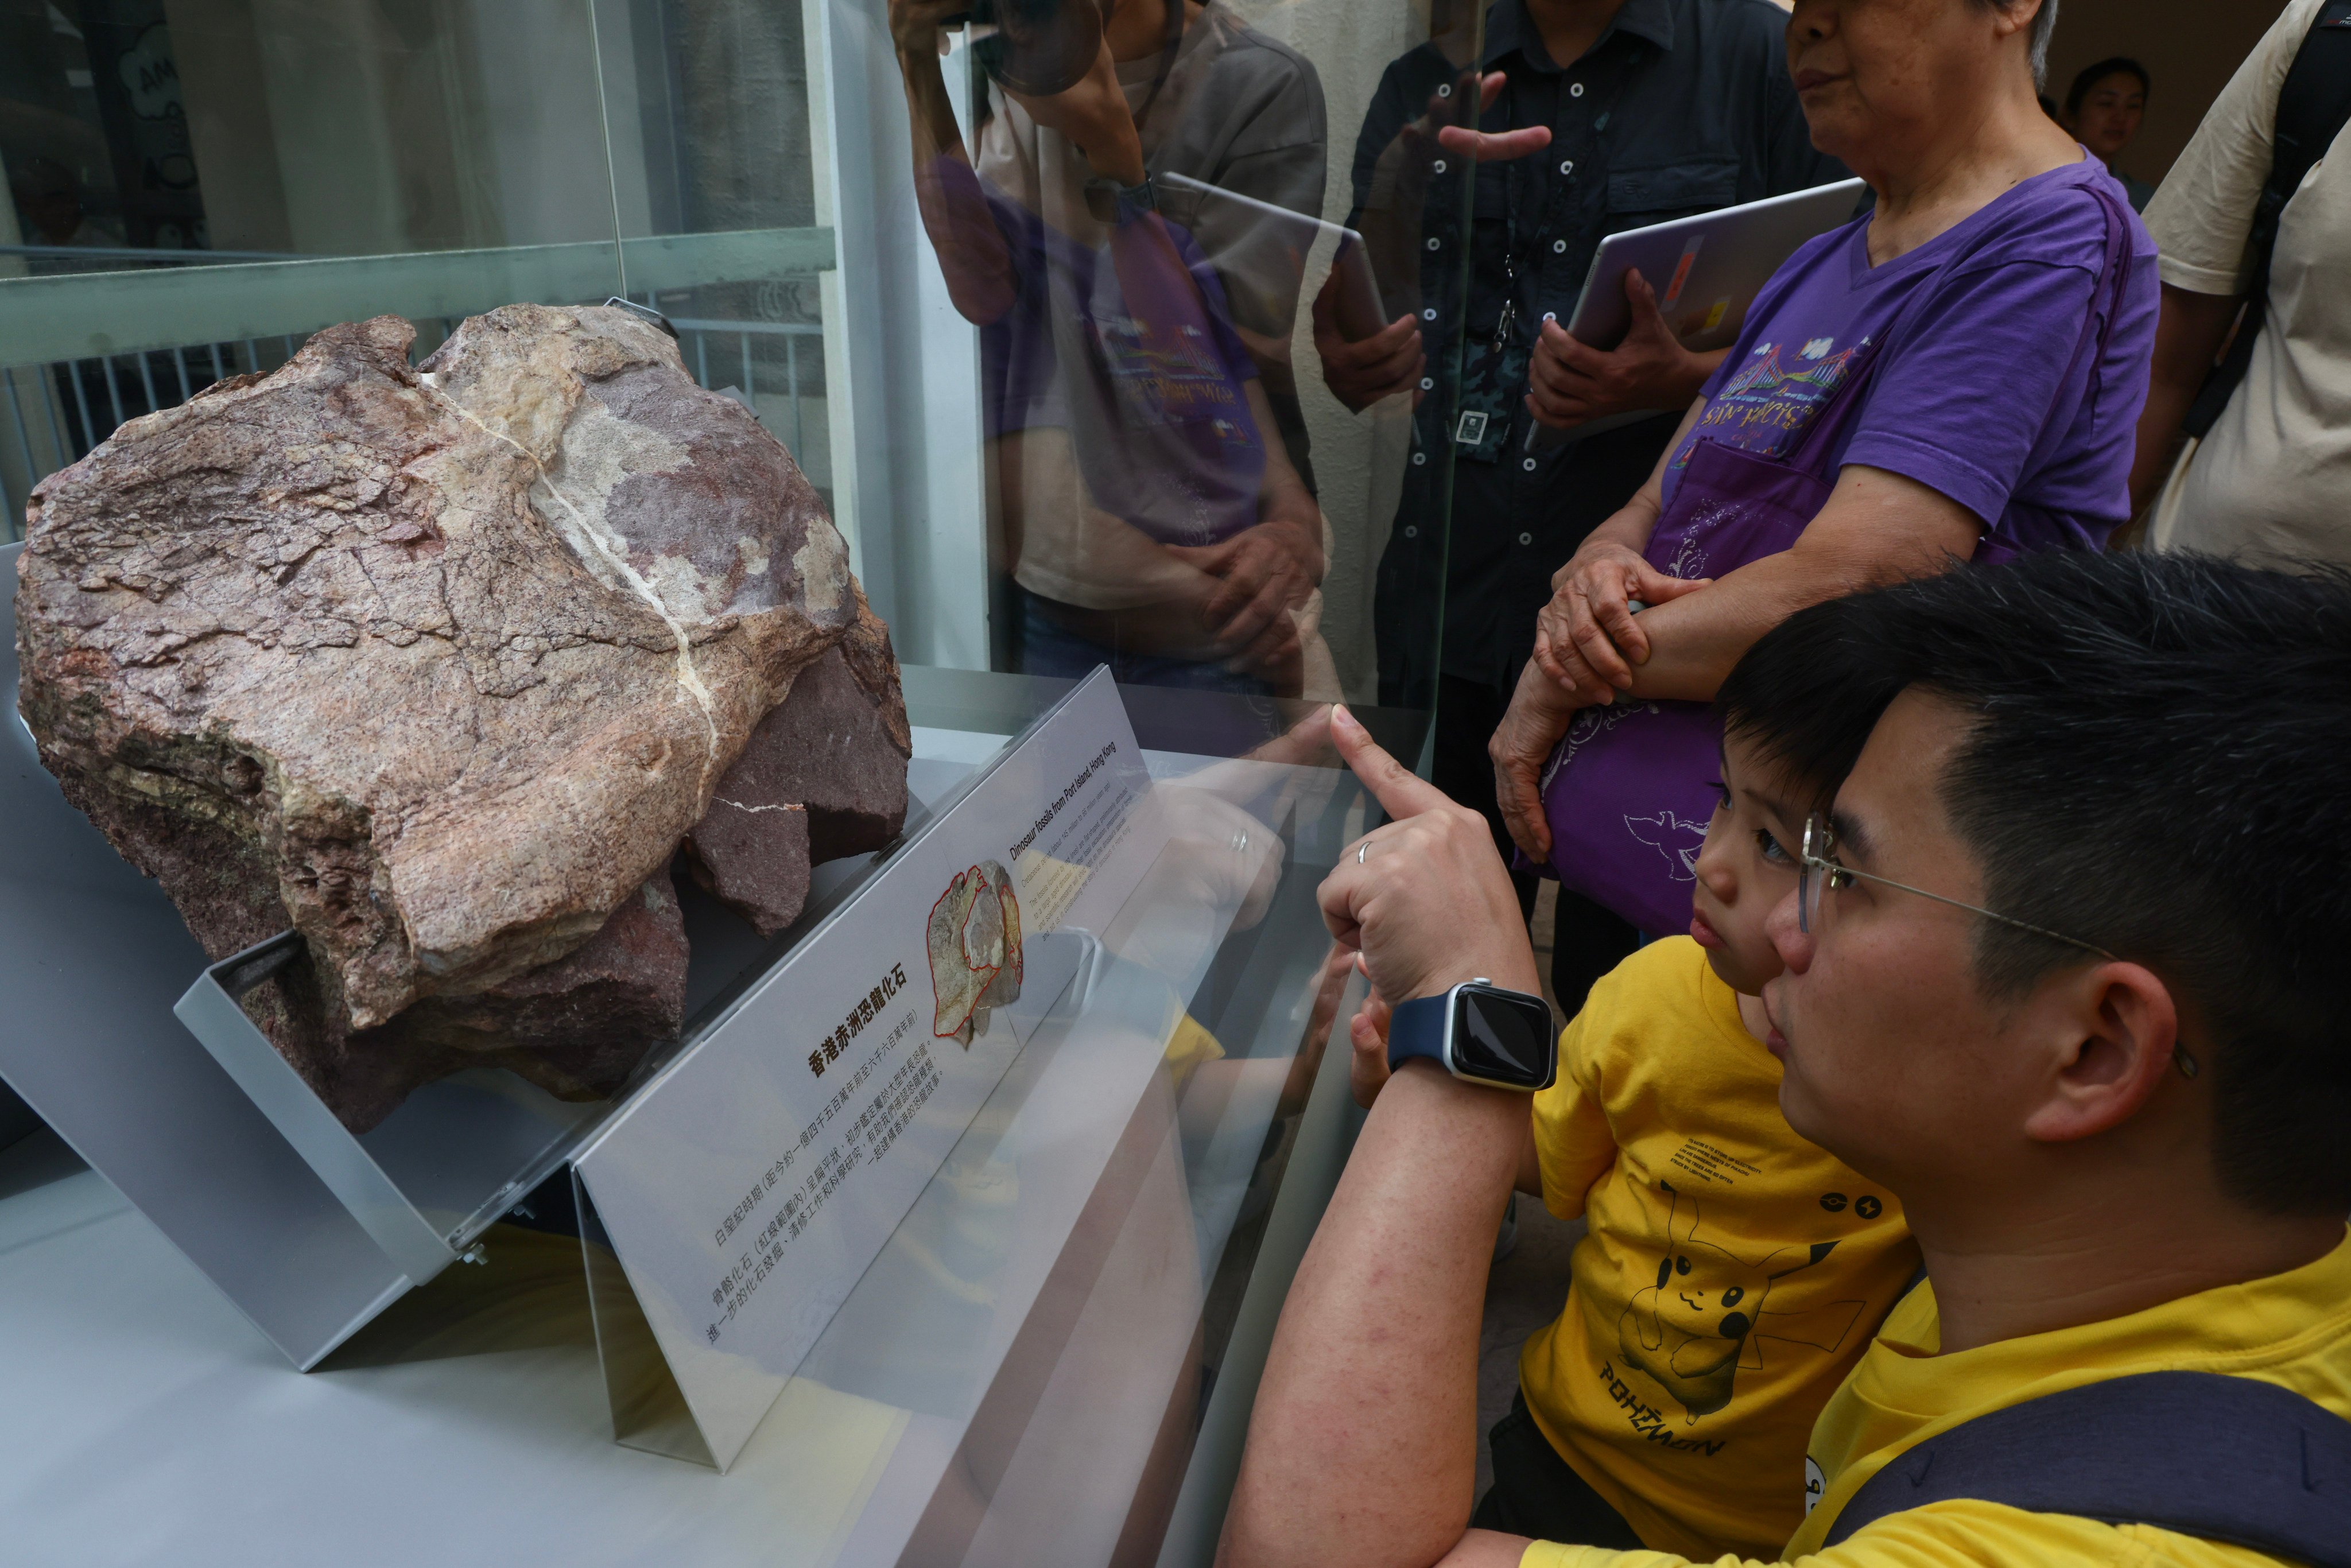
[573,669,1163,1469]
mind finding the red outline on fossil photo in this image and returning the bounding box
[925,860,1025,1047]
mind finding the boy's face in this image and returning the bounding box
[1689,731,1811,996]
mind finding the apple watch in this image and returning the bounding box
[1386,979,1557,1092]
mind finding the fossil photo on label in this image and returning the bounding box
[926,861,1024,1047]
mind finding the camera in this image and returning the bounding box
[943,0,1102,97]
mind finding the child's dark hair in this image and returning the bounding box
[1718,551,2351,1217]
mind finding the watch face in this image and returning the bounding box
[1450,985,1557,1090]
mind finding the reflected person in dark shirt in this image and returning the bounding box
[890,0,1334,698]
[1314,0,1844,1004]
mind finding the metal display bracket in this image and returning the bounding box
[0,541,1053,1373]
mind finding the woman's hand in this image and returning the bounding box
[1534,540,1710,695]
[1488,659,1585,861]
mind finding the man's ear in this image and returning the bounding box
[2021,962,2181,1145]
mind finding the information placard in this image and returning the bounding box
[573,669,1161,1469]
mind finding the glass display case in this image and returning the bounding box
[0,2,1488,1562]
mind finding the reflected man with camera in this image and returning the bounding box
[890,0,1336,698]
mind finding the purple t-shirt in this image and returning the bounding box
[1661,158,2158,552]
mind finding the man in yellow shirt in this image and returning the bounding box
[1345,724,1920,1557]
[1220,551,2351,1567]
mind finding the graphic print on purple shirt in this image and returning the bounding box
[946,158,1268,551]
[1657,158,2158,554]
[1681,335,1872,461]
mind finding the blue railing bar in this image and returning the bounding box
[209,342,226,382]
[100,355,125,433]
[786,332,803,456]
[695,333,708,390]
[170,346,192,403]
[0,244,295,263]
[65,356,96,455]
[663,316,821,337]
[280,336,295,366]
[739,332,752,405]
[40,364,68,461]
[135,352,161,421]
[6,372,37,486]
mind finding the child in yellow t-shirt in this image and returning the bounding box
[1360,729,1922,1559]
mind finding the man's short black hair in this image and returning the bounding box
[2066,56,2151,118]
[1718,552,2351,1217]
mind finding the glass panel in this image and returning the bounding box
[828,0,1472,731]
[592,0,838,507]
[1,0,1472,1552]
[0,0,636,535]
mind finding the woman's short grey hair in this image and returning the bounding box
[1975,0,2061,88]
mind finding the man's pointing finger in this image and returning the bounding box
[1330,705,1453,820]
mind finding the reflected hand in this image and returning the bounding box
[1169,522,1319,657]
[1000,37,1144,184]
[1153,785,1286,934]
[1535,540,1710,693]
[1434,72,1553,165]
[1348,979,1395,1109]
[889,0,968,58]
[1489,661,1581,861]
[1318,706,1541,1005]
[1313,281,1425,412]
[1528,270,1708,429]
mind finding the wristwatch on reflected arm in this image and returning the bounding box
[1386,979,1558,1092]
[1085,173,1159,226]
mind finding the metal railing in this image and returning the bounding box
[2,303,830,544]
[0,227,840,541]
[0,244,296,271]
[666,315,824,461]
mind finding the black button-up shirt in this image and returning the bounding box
[1353,0,1846,700]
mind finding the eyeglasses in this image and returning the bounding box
[1795,814,2198,1080]
[1798,814,2114,957]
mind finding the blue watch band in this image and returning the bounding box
[1387,989,1454,1075]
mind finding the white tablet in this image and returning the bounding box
[1155,170,1387,340]
[1531,177,1868,447]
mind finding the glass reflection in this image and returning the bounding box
[891,0,1335,699]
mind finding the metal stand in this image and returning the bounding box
[0,540,928,1372]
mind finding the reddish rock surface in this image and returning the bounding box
[14,304,909,1130]
[685,797,812,939]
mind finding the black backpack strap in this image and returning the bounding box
[1818,1371,2351,1566]
[2183,0,2351,437]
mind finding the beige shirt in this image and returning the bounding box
[2146,0,2351,568]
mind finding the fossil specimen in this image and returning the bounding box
[15,304,909,1130]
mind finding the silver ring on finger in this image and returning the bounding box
[1357,839,1372,865]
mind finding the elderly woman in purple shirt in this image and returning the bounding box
[1475,0,2156,923]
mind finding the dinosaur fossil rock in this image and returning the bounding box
[14,304,909,1130]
